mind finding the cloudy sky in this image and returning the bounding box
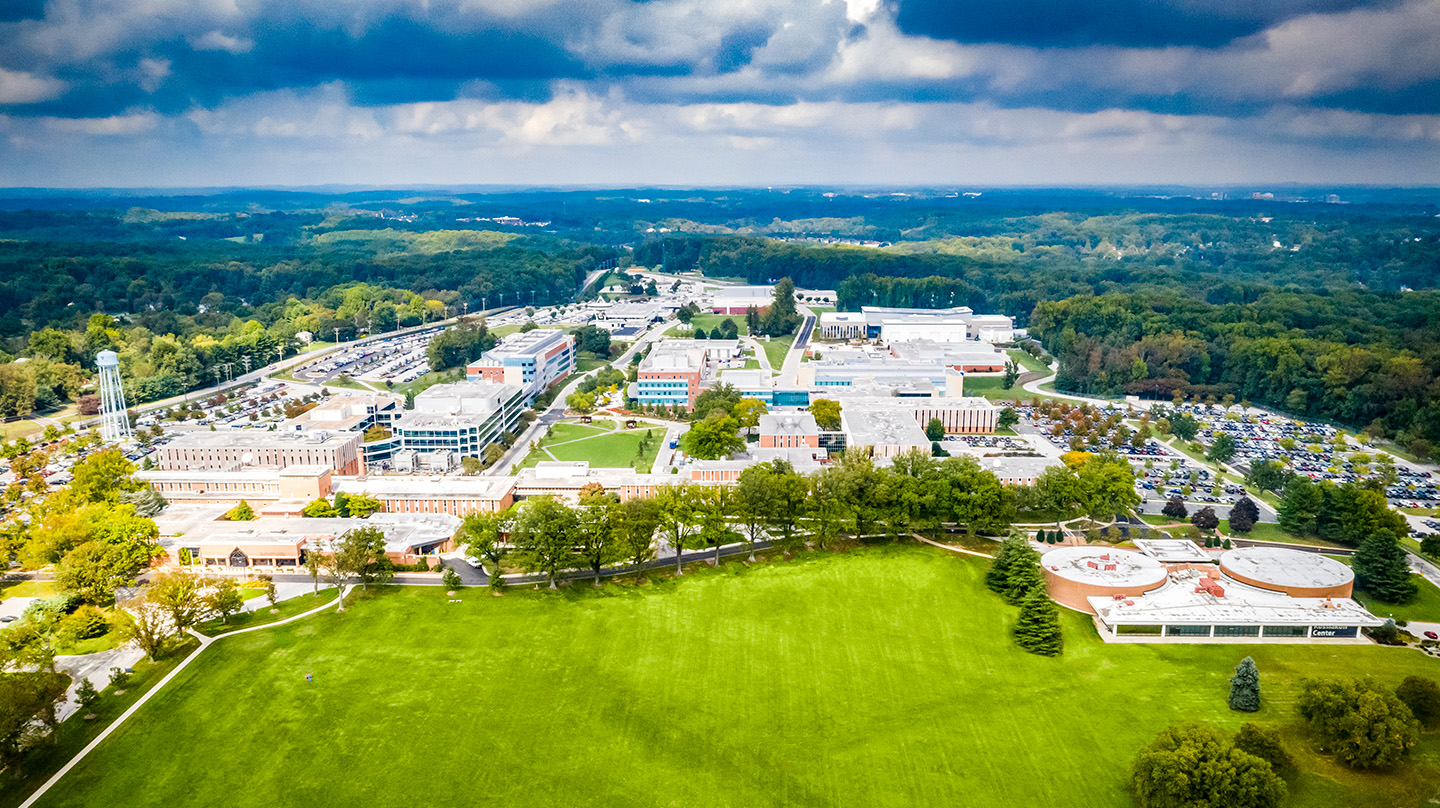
[1,0,1438,187]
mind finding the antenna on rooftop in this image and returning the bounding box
[96,350,133,444]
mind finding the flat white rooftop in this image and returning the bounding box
[1220,547,1353,590]
[1091,569,1380,626]
[1043,545,1168,588]
[1133,539,1213,564]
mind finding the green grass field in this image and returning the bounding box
[196,590,340,637]
[31,545,1440,808]
[515,421,662,471]
[761,334,794,369]
[685,313,749,337]
[0,579,57,599]
[958,375,1029,402]
[1007,348,1051,374]
[1355,575,1440,625]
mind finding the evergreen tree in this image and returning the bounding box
[760,278,800,336]
[1277,476,1322,535]
[985,531,1028,595]
[1014,587,1063,656]
[1352,529,1418,604]
[1229,657,1261,712]
[1004,550,1044,605]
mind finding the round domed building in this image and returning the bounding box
[1041,545,1169,613]
[1218,547,1354,598]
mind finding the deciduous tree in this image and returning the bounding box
[1131,723,1285,808]
[1297,677,1419,769]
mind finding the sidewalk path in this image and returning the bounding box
[53,646,146,722]
[19,587,349,808]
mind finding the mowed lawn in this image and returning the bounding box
[518,420,663,469]
[547,430,657,466]
[33,546,1440,808]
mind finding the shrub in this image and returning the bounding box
[1131,723,1285,808]
[442,567,462,589]
[1296,677,1420,769]
[1396,676,1440,730]
[76,678,100,708]
[108,667,131,689]
[1233,723,1293,775]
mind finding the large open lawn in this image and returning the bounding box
[515,420,663,471]
[30,545,1440,808]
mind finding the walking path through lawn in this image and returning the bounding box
[19,588,349,808]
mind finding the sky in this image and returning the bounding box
[1,0,1438,188]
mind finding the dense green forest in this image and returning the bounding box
[0,188,1435,449]
[0,207,616,416]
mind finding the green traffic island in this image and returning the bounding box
[0,636,201,808]
[193,588,340,636]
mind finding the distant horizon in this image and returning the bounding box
[2,183,1438,195]
[3,1,1439,187]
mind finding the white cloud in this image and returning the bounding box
[192,30,255,54]
[43,111,160,135]
[0,68,68,104]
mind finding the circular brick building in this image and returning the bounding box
[1041,546,1169,614]
[1219,547,1354,598]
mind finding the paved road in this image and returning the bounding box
[487,316,677,477]
[775,306,816,388]
[267,539,775,590]
[54,646,145,721]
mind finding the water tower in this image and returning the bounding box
[96,350,133,443]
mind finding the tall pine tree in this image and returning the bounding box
[1014,587,1063,656]
[1229,657,1261,712]
[1353,529,1418,604]
[985,531,1029,595]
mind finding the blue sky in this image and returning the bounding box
[0,0,1437,187]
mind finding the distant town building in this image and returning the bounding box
[816,306,1015,343]
[710,285,774,315]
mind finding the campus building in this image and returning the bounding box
[138,464,334,512]
[170,512,463,570]
[332,475,516,517]
[380,382,526,470]
[840,408,930,458]
[1044,544,1382,642]
[799,356,968,396]
[466,329,575,405]
[758,413,820,448]
[153,431,364,475]
[836,394,999,434]
[710,285,773,315]
[632,339,742,409]
[889,340,1008,373]
[280,394,403,434]
[815,306,1016,343]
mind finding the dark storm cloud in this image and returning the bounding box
[892,0,1395,48]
